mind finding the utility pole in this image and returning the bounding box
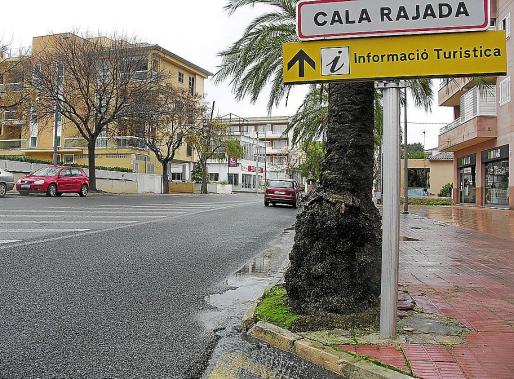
[403,88,409,214]
[255,129,259,193]
[378,81,401,339]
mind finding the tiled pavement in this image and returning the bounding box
[342,206,514,379]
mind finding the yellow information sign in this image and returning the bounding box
[283,30,507,84]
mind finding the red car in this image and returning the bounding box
[16,166,89,197]
[264,179,300,208]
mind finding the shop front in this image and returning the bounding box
[457,154,477,205]
[482,145,510,208]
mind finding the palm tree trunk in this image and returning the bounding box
[285,82,382,316]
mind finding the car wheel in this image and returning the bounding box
[79,184,89,197]
[264,200,270,207]
[292,202,297,209]
[47,184,58,197]
[56,192,63,197]
[0,183,6,198]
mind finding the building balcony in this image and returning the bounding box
[64,136,147,150]
[0,139,26,150]
[438,77,474,106]
[439,86,497,152]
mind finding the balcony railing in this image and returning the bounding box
[0,139,24,150]
[64,136,147,150]
[439,86,496,135]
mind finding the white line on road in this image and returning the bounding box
[0,240,22,244]
[1,209,186,214]
[0,202,249,250]
[0,221,137,224]
[1,215,168,219]
[0,229,90,233]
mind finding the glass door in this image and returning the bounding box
[459,167,476,204]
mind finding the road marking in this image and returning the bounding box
[1,215,168,219]
[0,202,248,250]
[0,229,90,233]
[0,221,138,224]
[0,240,22,245]
[1,209,186,214]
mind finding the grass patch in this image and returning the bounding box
[402,197,452,206]
[255,286,300,330]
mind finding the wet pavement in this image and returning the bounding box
[409,205,514,241]
[201,229,340,379]
[398,206,514,378]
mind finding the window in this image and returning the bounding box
[60,169,72,177]
[64,155,75,164]
[228,173,239,186]
[71,168,82,177]
[499,77,511,106]
[186,144,193,157]
[30,137,37,148]
[189,76,195,95]
[171,172,183,181]
[500,13,511,39]
[209,173,219,182]
[178,72,184,83]
[4,110,18,120]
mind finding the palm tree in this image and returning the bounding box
[216,0,432,317]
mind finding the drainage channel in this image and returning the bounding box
[199,228,341,379]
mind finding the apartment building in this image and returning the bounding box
[223,115,303,181]
[0,33,211,178]
[438,0,514,209]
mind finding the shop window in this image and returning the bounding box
[484,160,510,207]
[209,173,219,182]
[228,173,239,186]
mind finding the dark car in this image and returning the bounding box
[16,166,89,197]
[264,179,300,208]
[0,168,15,198]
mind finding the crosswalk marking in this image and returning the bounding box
[0,199,249,249]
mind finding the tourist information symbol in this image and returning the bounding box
[297,0,490,40]
[284,31,507,84]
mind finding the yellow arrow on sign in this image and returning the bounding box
[283,30,507,84]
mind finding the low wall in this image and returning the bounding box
[0,160,162,194]
[170,182,195,194]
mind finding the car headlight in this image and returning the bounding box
[34,180,45,185]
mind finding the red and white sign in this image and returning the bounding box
[297,0,490,41]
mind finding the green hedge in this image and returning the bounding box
[402,197,452,206]
[0,155,132,173]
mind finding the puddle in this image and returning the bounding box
[198,228,294,332]
[400,236,421,242]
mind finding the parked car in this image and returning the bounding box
[16,166,89,197]
[0,168,15,198]
[264,179,300,208]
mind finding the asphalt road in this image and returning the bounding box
[0,193,297,378]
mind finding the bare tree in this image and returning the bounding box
[122,84,205,194]
[32,32,162,191]
[0,41,32,120]
[188,117,230,194]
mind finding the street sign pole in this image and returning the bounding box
[378,81,402,338]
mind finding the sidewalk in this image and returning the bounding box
[340,206,514,379]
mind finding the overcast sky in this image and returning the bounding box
[2,0,453,148]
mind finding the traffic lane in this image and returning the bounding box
[0,194,259,247]
[0,199,296,378]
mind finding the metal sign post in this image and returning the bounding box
[377,81,402,338]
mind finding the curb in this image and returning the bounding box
[243,317,413,379]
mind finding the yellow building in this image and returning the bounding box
[0,33,211,177]
[400,152,454,197]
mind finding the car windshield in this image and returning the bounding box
[268,180,294,188]
[31,168,59,177]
